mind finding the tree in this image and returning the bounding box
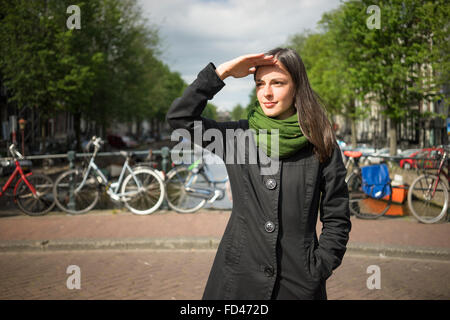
[202,103,218,120]
[231,104,247,120]
[0,0,165,151]
[326,0,449,154]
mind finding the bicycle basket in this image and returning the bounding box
[361,164,391,199]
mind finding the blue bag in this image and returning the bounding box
[361,164,391,199]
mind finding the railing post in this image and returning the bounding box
[159,146,170,210]
[67,150,76,212]
[161,146,170,173]
[67,150,76,169]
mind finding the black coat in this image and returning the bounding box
[166,63,351,300]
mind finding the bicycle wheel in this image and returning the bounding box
[15,174,55,216]
[347,173,392,219]
[165,166,211,213]
[53,169,99,214]
[407,174,448,224]
[121,168,165,215]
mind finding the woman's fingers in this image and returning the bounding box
[242,53,266,60]
[217,53,278,79]
[247,54,277,67]
[242,53,275,64]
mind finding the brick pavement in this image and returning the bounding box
[0,249,449,300]
[0,209,449,256]
[0,208,449,300]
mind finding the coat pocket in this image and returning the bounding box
[224,217,246,266]
[304,237,333,282]
[304,237,321,282]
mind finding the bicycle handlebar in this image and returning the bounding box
[8,144,24,160]
[85,136,104,153]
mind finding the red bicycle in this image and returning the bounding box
[0,144,55,215]
[407,146,449,223]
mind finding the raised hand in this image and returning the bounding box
[215,53,277,80]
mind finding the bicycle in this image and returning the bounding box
[344,150,393,219]
[164,152,230,213]
[53,136,165,215]
[0,144,55,215]
[407,147,449,224]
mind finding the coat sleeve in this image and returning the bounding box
[166,63,243,160]
[315,146,352,280]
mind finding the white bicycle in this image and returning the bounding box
[53,136,165,215]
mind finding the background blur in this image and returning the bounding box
[0,0,448,158]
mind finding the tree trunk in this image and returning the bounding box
[74,112,81,152]
[136,120,141,138]
[41,120,47,154]
[389,119,397,155]
[351,119,357,148]
[348,98,358,148]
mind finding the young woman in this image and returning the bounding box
[166,48,351,300]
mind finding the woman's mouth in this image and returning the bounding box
[263,102,277,108]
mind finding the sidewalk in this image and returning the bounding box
[0,209,449,260]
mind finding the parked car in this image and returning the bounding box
[397,148,421,167]
[107,134,138,149]
[364,148,402,165]
[399,147,444,169]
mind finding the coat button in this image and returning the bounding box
[264,266,275,277]
[264,221,275,233]
[265,178,277,190]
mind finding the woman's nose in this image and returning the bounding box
[263,85,273,97]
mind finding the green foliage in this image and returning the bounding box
[287,30,347,117]
[245,88,257,115]
[282,0,448,151]
[230,104,247,121]
[323,0,449,122]
[0,0,186,142]
[202,103,218,120]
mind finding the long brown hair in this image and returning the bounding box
[255,47,337,163]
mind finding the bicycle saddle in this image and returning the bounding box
[343,151,363,158]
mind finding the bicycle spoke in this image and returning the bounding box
[16,174,55,216]
[408,175,447,224]
[122,169,164,215]
[54,170,99,214]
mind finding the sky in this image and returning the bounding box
[138,0,342,112]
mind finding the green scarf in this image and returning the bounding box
[247,101,309,159]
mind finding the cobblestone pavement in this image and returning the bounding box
[0,250,448,300]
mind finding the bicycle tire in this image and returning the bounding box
[407,174,448,224]
[347,173,392,219]
[121,168,165,215]
[165,166,211,213]
[53,169,100,214]
[15,173,55,216]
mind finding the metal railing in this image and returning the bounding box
[0,146,174,172]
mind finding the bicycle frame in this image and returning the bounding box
[79,154,144,200]
[0,160,36,197]
[187,159,228,185]
[429,150,448,198]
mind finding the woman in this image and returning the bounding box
[166,48,351,300]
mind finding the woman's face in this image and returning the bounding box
[255,61,296,120]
